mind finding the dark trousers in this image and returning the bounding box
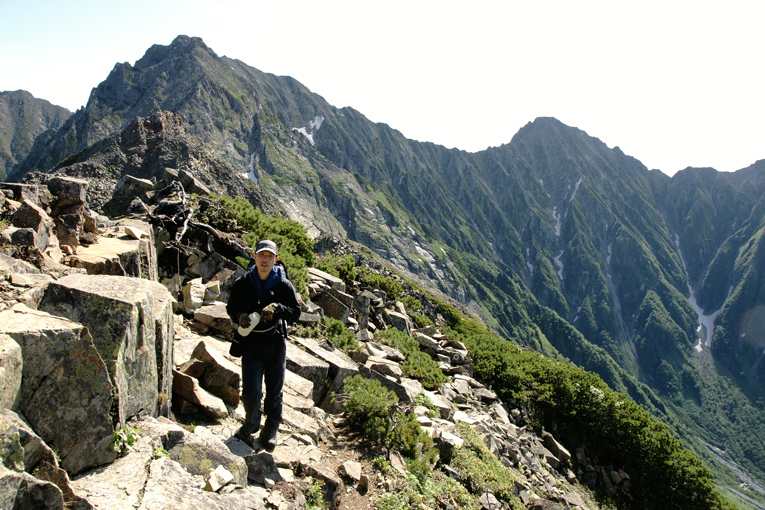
[241,334,286,431]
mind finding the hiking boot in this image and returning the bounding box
[234,423,259,448]
[258,425,278,452]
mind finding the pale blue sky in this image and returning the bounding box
[1,0,763,176]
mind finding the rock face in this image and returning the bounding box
[39,274,173,424]
[0,304,116,475]
[0,90,71,181]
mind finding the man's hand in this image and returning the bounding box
[261,303,280,322]
[238,312,251,329]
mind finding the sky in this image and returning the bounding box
[1,0,763,176]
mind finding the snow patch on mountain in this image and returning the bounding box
[292,115,325,146]
[526,248,534,277]
[674,234,733,351]
[554,250,564,280]
[570,176,583,203]
[553,207,562,237]
[244,151,258,183]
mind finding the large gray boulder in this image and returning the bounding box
[39,274,174,424]
[0,409,92,509]
[191,340,241,406]
[0,334,22,410]
[71,433,263,510]
[0,304,116,475]
[0,464,65,510]
[291,336,359,414]
[285,341,329,406]
[165,426,248,487]
[67,220,158,281]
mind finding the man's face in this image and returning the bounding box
[255,250,276,275]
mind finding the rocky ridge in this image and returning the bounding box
[0,171,623,509]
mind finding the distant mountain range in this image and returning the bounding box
[0,90,70,180]
[5,35,765,502]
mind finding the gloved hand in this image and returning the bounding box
[238,312,251,329]
[261,303,280,322]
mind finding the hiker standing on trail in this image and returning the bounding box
[227,240,301,451]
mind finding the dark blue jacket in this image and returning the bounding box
[226,265,301,339]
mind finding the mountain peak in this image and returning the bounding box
[136,35,215,69]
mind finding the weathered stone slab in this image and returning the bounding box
[183,277,206,314]
[148,280,175,417]
[312,292,350,323]
[72,434,264,510]
[0,304,116,475]
[39,274,165,424]
[387,310,412,334]
[191,340,241,406]
[172,369,228,419]
[167,426,247,487]
[290,336,359,413]
[70,231,155,280]
[307,267,345,292]
[285,341,329,405]
[46,176,88,216]
[281,405,321,443]
[0,464,65,510]
[194,303,235,333]
[0,253,39,274]
[0,409,89,509]
[0,334,22,410]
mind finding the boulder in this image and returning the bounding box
[183,277,206,314]
[71,434,262,510]
[307,267,345,292]
[46,176,88,216]
[166,426,248,487]
[68,223,157,280]
[0,334,22,410]
[291,336,359,414]
[39,274,173,424]
[172,369,228,419]
[285,341,329,405]
[191,340,241,406]
[0,464,65,510]
[194,303,235,334]
[312,291,350,323]
[10,199,53,251]
[0,409,90,509]
[0,304,116,475]
[103,174,154,217]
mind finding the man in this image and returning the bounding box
[227,240,300,451]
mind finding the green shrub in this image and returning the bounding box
[314,253,357,281]
[325,317,360,353]
[358,268,402,300]
[450,422,521,503]
[341,376,437,467]
[375,328,446,390]
[111,424,139,454]
[376,470,480,510]
[409,311,434,328]
[447,321,736,510]
[304,478,327,509]
[341,375,399,444]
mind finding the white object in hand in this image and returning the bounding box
[237,312,261,336]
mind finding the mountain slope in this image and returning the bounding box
[0,90,71,180]
[8,35,765,501]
